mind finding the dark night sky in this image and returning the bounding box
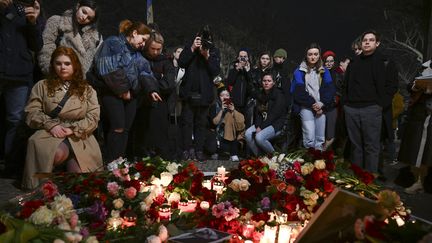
[45,0,424,64]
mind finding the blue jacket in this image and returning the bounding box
[95,34,156,96]
[0,4,43,83]
[291,65,335,114]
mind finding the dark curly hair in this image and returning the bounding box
[47,46,89,100]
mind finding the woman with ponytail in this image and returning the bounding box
[94,19,161,162]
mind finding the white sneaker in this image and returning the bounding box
[404,180,424,194]
[230,155,239,162]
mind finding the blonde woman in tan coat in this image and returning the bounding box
[22,47,102,189]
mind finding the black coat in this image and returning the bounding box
[225,61,253,107]
[0,4,43,83]
[178,42,221,106]
[254,88,286,132]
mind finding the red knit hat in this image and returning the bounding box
[322,50,336,60]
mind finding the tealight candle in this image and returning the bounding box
[158,204,171,221]
[178,201,189,213]
[202,180,212,190]
[200,201,210,210]
[187,199,197,212]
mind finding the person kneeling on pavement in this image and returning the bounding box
[210,86,245,162]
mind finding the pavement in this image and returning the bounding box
[1,158,431,223]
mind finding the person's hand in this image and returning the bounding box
[191,36,201,52]
[235,62,242,71]
[62,127,74,136]
[228,103,235,111]
[150,92,162,102]
[200,48,210,60]
[0,0,12,8]
[25,1,40,25]
[244,61,251,72]
[255,127,262,134]
[50,125,67,138]
[312,102,323,111]
[316,109,323,116]
[120,91,131,100]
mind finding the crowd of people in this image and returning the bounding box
[0,0,431,193]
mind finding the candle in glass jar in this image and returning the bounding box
[158,204,171,221]
[277,225,291,243]
[187,200,197,212]
[242,221,255,238]
[202,180,212,190]
[262,225,277,243]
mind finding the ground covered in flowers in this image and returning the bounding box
[0,149,431,243]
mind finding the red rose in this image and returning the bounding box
[134,162,145,171]
[323,181,335,193]
[124,179,141,192]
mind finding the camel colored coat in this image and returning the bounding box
[22,80,103,189]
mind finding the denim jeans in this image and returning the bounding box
[0,82,29,156]
[299,108,326,150]
[245,125,279,156]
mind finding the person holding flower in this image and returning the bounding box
[22,46,103,189]
[245,73,285,156]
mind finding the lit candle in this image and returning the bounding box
[262,225,277,243]
[158,204,171,221]
[217,166,226,177]
[202,180,212,190]
[213,181,224,194]
[187,199,197,212]
[245,241,253,243]
[200,201,210,210]
[178,201,189,213]
[156,185,164,196]
[242,221,255,238]
[277,225,291,243]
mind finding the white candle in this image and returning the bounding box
[277,225,291,243]
[200,201,210,210]
[262,225,277,243]
[202,180,212,190]
[217,166,226,177]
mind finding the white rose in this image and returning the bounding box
[147,235,162,243]
[113,198,124,209]
[277,153,286,162]
[228,179,241,192]
[239,179,251,191]
[29,206,54,225]
[158,225,169,241]
[160,172,173,187]
[167,192,181,204]
[53,239,65,243]
[260,156,271,165]
[51,195,74,218]
[268,161,279,171]
[151,176,161,185]
[301,163,314,175]
[166,163,180,175]
[310,192,319,201]
[314,160,326,170]
[85,236,99,243]
[111,210,121,218]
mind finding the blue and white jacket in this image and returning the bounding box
[95,34,155,96]
[291,63,335,114]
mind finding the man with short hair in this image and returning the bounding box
[344,30,397,174]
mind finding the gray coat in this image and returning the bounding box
[38,10,102,76]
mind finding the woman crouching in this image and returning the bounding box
[23,46,103,189]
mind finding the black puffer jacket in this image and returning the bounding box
[254,88,286,132]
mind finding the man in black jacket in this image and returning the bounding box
[344,30,397,174]
[178,25,221,161]
[0,0,43,178]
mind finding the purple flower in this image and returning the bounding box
[261,197,270,209]
[87,201,108,222]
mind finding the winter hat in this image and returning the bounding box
[322,50,336,61]
[216,82,228,96]
[273,48,287,58]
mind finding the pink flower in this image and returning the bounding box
[113,169,122,178]
[107,182,120,196]
[124,187,137,199]
[69,212,79,229]
[212,203,225,218]
[41,181,58,199]
[121,167,129,175]
[224,207,240,221]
